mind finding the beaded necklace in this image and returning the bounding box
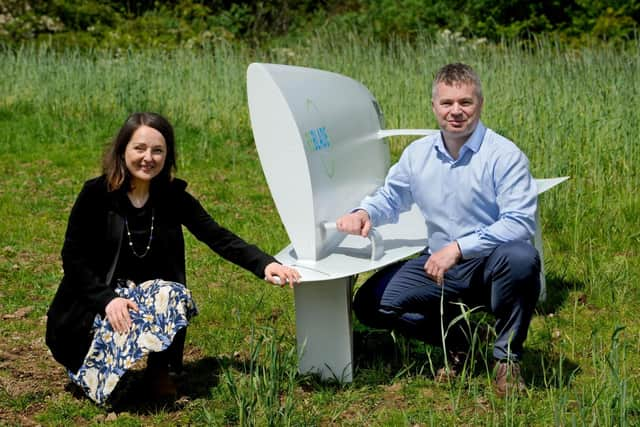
[124,208,155,258]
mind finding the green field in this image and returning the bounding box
[1,33,639,425]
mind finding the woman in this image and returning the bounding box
[45,112,299,404]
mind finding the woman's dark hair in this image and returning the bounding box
[103,112,177,191]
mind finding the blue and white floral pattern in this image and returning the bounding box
[68,279,198,404]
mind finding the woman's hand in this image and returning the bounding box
[105,297,139,334]
[264,262,301,288]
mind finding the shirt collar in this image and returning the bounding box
[434,121,487,159]
[464,121,486,153]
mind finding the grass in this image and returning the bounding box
[0,32,639,425]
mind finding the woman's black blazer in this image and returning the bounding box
[46,175,276,372]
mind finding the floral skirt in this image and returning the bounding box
[68,279,198,405]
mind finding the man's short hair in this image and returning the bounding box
[432,63,483,100]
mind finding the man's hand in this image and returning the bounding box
[424,241,462,286]
[105,297,139,334]
[336,209,371,238]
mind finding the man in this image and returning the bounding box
[336,63,540,396]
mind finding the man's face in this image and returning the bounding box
[432,82,483,143]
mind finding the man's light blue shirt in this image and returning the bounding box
[358,122,538,259]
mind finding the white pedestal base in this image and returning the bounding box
[293,277,355,382]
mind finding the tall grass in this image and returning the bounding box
[0,33,639,425]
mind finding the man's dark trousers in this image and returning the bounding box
[353,241,541,361]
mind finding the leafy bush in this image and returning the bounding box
[0,0,638,48]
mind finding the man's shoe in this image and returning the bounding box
[435,351,468,383]
[494,360,526,397]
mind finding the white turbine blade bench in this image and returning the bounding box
[247,62,567,382]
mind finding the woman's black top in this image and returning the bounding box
[115,195,167,285]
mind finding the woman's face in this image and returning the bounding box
[124,125,167,186]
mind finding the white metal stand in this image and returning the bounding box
[294,277,355,382]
